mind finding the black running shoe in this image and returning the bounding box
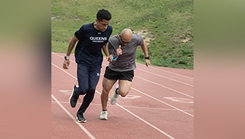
[76,113,86,123]
[69,86,79,108]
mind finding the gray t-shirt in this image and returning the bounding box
[108,34,144,72]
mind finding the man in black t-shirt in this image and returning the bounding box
[63,9,112,123]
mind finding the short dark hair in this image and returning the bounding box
[96,9,112,21]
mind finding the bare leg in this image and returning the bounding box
[101,77,117,111]
[118,80,132,97]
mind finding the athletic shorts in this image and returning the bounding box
[104,66,134,82]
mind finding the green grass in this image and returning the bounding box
[52,0,193,69]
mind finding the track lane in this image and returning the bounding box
[52,52,194,139]
[52,63,176,139]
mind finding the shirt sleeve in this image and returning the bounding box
[136,34,144,46]
[108,41,116,55]
[74,26,85,40]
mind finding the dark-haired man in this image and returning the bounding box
[63,9,112,123]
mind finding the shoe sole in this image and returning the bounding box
[100,111,108,120]
[110,100,116,105]
[76,117,87,123]
[99,117,108,120]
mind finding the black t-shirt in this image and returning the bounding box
[74,22,112,66]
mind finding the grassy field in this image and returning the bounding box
[52,0,193,69]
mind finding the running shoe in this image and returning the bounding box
[99,111,108,120]
[76,113,86,123]
[69,85,79,108]
[110,84,119,105]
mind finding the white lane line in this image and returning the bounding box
[51,95,96,139]
[52,101,193,112]
[52,52,192,87]
[52,52,193,80]
[51,101,194,112]
[52,53,193,115]
[131,87,193,117]
[136,62,194,80]
[52,62,175,139]
[135,76,193,98]
[53,53,193,98]
[136,68,193,87]
[95,90,175,139]
[118,105,175,139]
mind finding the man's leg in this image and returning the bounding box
[77,66,101,119]
[99,77,117,120]
[100,66,121,120]
[70,64,89,108]
[110,79,132,105]
[117,80,132,97]
[76,64,89,94]
[101,77,117,111]
[112,69,134,101]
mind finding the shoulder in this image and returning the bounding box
[131,34,144,45]
[132,34,143,40]
[109,34,118,42]
[75,23,93,37]
[81,23,93,30]
[108,35,120,46]
[107,25,113,30]
[132,34,144,42]
[104,25,113,35]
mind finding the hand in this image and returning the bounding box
[106,55,113,62]
[63,59,70,69]
[145,59,150,67]
[116,45,122,56]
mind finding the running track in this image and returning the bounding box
[52,52,194,139]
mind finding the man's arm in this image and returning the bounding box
[102,43,113,62]
[102,43,109,56]
[140,40,150,67]
[63,36,78,69]
[66,36,78,57]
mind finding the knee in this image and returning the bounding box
[120,93,127,97]
[102,88,110,95]
[88,88,95,94]
[78,87,89,95]
[118,90,128,97]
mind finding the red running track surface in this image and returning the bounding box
[52,52,194,139]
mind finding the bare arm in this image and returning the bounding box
[102,43,109,57]
[66,36,78,56]
[140,40,150,67]
[63,36,79,69]
[102,43,113,62]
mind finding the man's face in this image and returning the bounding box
[119,34,131,46]
[97,19,110,32]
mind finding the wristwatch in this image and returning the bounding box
[145,56,150,59]
[64,56,69,60]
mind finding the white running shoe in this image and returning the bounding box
[99,111,108,120]
[110,84,119,105]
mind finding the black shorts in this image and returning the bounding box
[104,66,134,82]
